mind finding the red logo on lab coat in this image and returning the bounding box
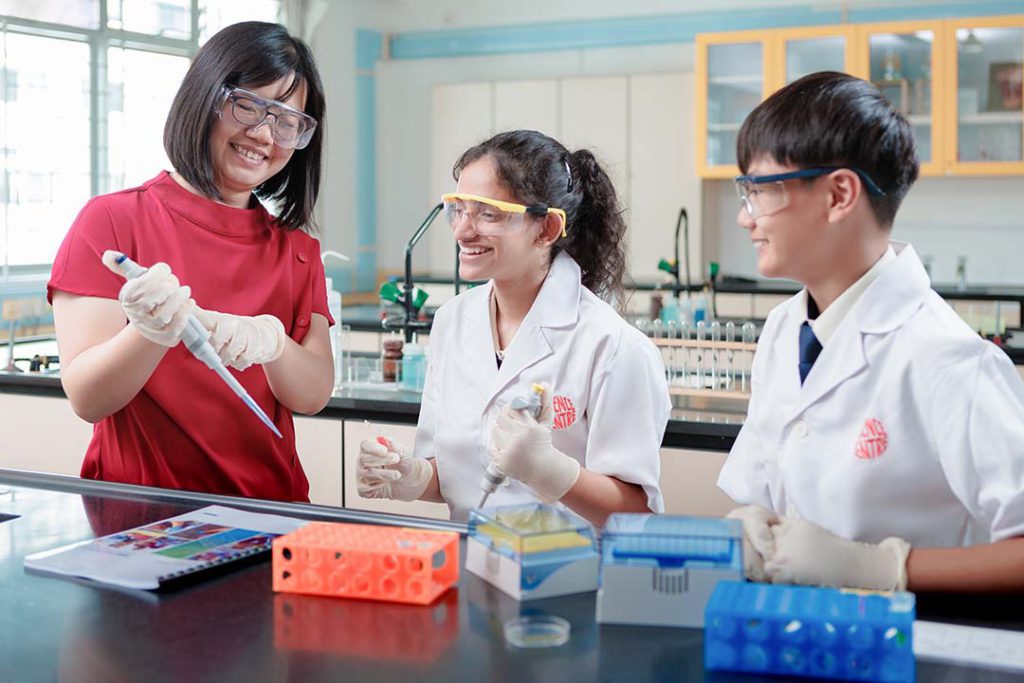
[854,418,888,460]
[552,396,576,430]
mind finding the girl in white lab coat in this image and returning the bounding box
[720,71,1024,593]
[357,130,671,524]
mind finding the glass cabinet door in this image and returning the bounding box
[784,35,848,84]
[864,27,940,170]
[704,41,763,170]
[952,24,1024,167]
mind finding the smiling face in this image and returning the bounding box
[208,74,307,208]
[738,155,837,284]
[451,157,552,284]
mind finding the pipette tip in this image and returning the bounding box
[241,392,282,438]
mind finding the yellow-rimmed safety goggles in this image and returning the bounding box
[441,193,568,237]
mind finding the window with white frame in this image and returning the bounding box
[0,0,281,269]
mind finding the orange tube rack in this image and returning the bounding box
[272,522,459,605]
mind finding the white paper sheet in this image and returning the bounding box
[915,620,1024,673]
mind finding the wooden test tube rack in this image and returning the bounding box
[650,337,757,401]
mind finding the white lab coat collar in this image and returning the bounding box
[855,242,931,334]
[779,242,929,417]
[805,245,896,346]
[463,251,584,410]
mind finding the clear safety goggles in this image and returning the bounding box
[734,166,885,219]
[216,85,318,150]
[441,193,568,237]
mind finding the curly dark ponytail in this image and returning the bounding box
[453,130,627,301]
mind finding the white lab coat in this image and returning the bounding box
[719,243,1024,548]
[414,251,670,521]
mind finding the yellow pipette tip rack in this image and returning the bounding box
[466,503,599,601]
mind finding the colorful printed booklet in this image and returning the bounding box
[24,505,307,590]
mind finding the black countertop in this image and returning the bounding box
[2,470,1022,683]
[0,373,745,451]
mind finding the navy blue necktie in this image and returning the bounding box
[798,321,822,385]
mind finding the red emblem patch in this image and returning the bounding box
[854,418,888,461]
[552,395,576,431]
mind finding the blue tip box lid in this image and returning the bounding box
[602,514,742,570]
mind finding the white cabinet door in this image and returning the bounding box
[294,416,343,507]
[659,448,736,517]
[342,420,450,520]
[560,76,629,218]
[429,82,493,275]
[629,72,701,283]
[494,79,560,137]
[0,393,91,476]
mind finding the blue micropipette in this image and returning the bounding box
[106,252,283,439]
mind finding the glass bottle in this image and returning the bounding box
[956,256,968,291]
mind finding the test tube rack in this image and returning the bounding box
[704,581,915,682]
[650,336,756,401]
[272,522,459,605]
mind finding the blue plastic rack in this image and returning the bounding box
[704,581,916,682]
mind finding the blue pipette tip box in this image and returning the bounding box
[595,514,743,628]
[704,581,916,682]
[466,503,598,601]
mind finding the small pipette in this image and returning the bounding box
[478,383,544,509]
[104,252,282,439]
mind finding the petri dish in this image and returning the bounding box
[503,615,571,649]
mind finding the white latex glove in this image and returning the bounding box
[356,436,433,502]
[487,383,581,503]
[193,308,286,371]
[726,505,779,582]
[765,517,911,591]
[103,258,194,347]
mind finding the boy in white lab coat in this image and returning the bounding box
[719,71,1024,593]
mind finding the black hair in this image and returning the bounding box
[737,71,919,228]
[453,130,627,300]
[163,21,325,231]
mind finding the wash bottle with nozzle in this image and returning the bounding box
[478,383,545,508]
[102,251,283,439]
[321,250,350,389]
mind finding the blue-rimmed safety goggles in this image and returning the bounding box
[734,166,885,219]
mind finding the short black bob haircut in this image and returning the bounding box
[164,22,325,231]
[737,71,919,229]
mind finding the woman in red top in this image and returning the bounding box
[48,22,333,501]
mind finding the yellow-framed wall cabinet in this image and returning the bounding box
[943,15,1024,175]
[696,14,1024,178]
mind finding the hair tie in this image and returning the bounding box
[564,158,573,192]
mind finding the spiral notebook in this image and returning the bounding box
[24,505,307,590]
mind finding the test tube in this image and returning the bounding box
[679,321,691,387]
[710,321,721,391]
[695,320,706,389]
[741,322,756,393]
[651,319,664,384]
[724,322,736,391]
[665,320,678,385]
